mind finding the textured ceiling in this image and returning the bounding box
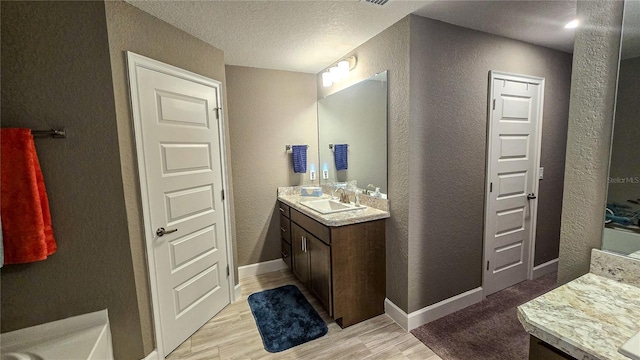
[126,0,430,73]
[127,0,578,74]
[413,1,577,54]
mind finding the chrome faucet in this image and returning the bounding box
[334,188,350,204]
[364,184,376,195]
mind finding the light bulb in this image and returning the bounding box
[338,60,349,79]
[329,66,340,82]
[322,71,332,87]
[564,19,579,29]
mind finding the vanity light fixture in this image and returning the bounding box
[564,19,579,29]
[322,56,358,87]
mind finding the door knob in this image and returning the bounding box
[527,193,537,200]
[156,227,178,237]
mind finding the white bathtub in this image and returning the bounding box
[603,227,640,257]
[0,310,113,360]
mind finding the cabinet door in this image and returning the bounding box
[281,239,292,269]
[291,223,309,284]
[308,235,332,316]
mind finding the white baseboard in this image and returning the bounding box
[385,287,484,331]
[238,259,287,279]
[532,258,558,279]
[141,350,158,360]
[384,298,409,330]
[234,284,242,300]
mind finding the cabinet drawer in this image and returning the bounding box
[291,209,331,245]
[281,239,292,269]
[278,201,290,218]
[280,214,291,244]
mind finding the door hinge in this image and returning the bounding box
[226,265,230,277]
[490,182,493,192]
[492,99,496,110]
[213,107,222,120]
[221,189,225,201]
[486,261,490,271]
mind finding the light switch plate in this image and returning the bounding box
[322,170,329,180]
[539,167,544,180]
[310,171,316,181]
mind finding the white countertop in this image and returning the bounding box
[277,193,390,227]
[518,273,640,360]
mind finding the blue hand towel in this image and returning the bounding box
[334,144,348,171]
[292,145,307,173]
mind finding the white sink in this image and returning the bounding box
[620,330,640,360]
[299,199,366,214]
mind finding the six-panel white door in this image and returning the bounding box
[134,64,230,355]
[484,72,543,296]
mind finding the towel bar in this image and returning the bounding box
[285,144,309,152]
[31,128,66,138]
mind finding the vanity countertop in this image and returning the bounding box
[277,193,390,227]
[518,272,640,360]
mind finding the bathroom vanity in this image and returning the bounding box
[277,188,389,328]
[518,249,640,360]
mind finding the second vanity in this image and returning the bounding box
[518,249,640,360]
[277,187,390,328]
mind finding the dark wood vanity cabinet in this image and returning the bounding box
[278,201,385,328]
[279,203,292,269]
[528,336,576,360]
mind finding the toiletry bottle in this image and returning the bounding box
[354,190,361,206]
[373,187,381,198]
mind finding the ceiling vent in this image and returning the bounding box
[361,0,390,6]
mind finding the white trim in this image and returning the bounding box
[125,52,237,359]
[483,71,545,294]
[141,350,158,360]
[532,258,558,279]
[234,284,243,299]
[385,287,484,331]
[384,298,409,330]
[238,259,288,279]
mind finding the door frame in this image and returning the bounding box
[126,51,236,358]
[482,71,545,296]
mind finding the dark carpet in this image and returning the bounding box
[411,274,558,360]
[248,284,328,353]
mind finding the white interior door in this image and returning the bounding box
[484,71,544,296]
[127,53,231,357]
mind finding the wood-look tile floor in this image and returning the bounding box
[167,269,442,360]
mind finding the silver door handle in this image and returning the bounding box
[527,193,537,200]
[156,227,178,237]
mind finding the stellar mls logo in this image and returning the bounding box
[608,176,640,184]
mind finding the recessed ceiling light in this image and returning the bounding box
[564,19,579,29]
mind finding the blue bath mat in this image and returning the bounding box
[248,284,328,353]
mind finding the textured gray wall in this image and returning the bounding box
[225,66,318,267]
[607,57,640,204]
[558,0,623,284]
[104,1,236,355]
[318,17,411,311]
[407,15,573,311]
[0,2,145,359]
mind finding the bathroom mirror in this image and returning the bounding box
[317,71,388,197]
[603,0,640,260]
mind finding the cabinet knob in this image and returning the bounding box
[282,251,288,258]
[281,227,286,232]
[279,208,285,213]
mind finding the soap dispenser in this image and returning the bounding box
[373,187,381,198]
[354,190,361,207]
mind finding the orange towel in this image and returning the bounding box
[1,128,56,264]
